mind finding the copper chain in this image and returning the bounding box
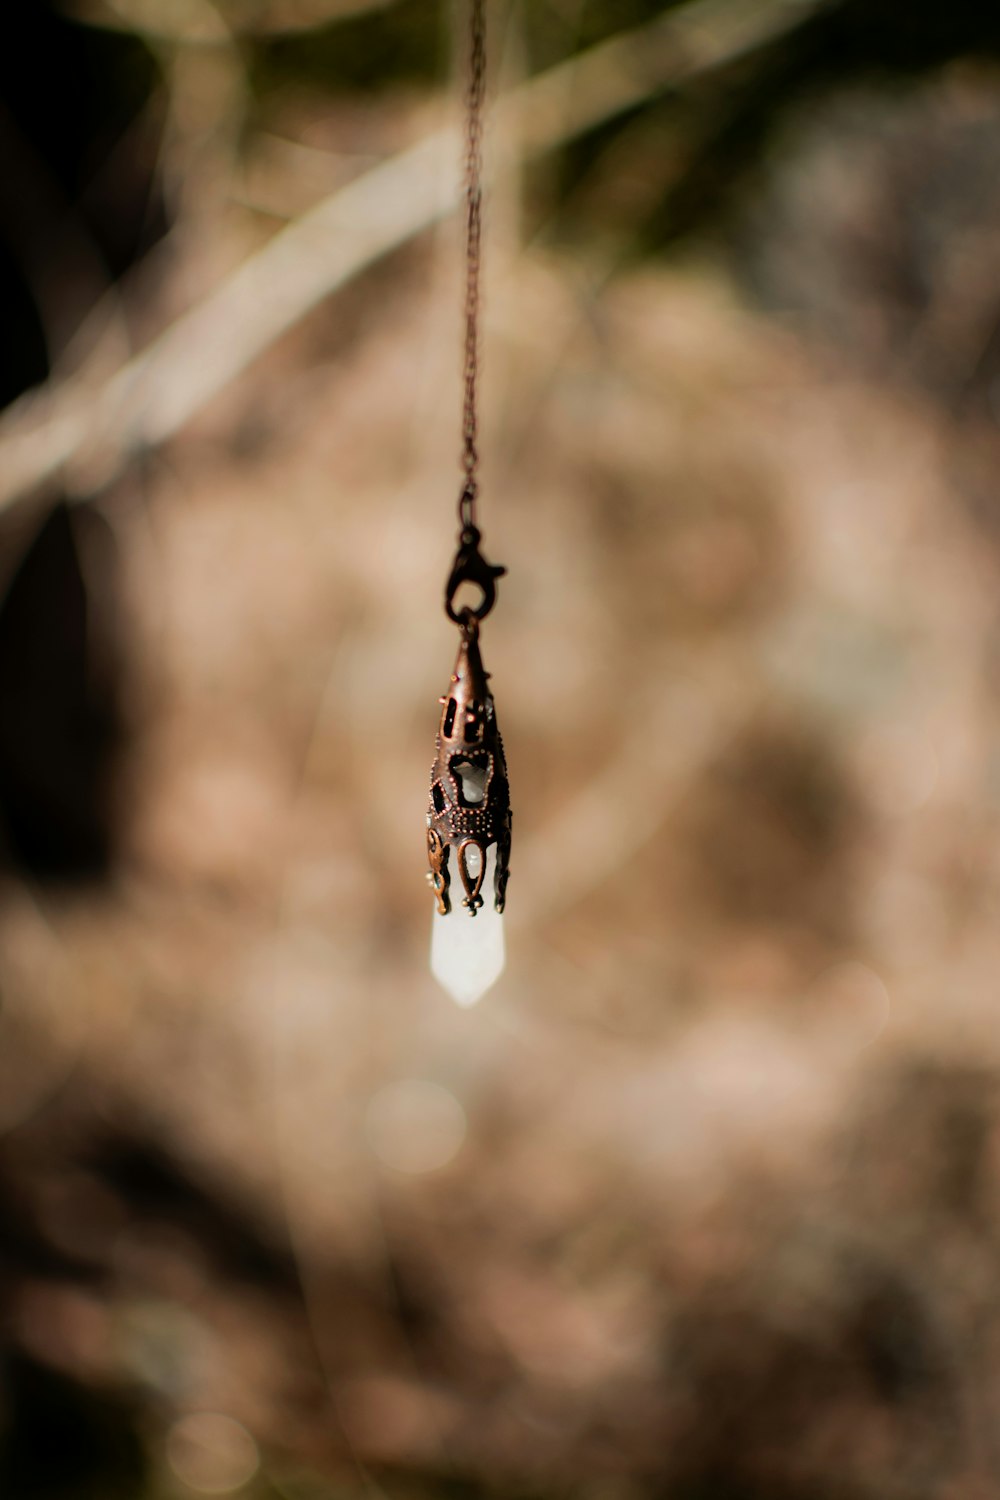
[459,0,486,534]
[444,0,505,628]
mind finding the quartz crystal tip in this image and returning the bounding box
[430,845,505,1005]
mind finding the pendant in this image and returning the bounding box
[427,527,511,1006]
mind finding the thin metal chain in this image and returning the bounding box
[459,0,486,534]
[443,0,504,628]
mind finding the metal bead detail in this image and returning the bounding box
[426,620,511,917]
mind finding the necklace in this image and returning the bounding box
[427,0,511,1007]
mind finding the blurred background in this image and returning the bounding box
[3,1,1000,1496]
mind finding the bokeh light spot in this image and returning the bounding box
[811,960,891,1051]
[365,1080,467,1173]
[166,1412,260,1494]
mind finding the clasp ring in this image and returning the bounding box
[444,523,506,626]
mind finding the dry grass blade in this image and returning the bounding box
[0,0,817,510]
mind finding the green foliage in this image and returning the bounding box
[519,0,680,72]
[249,0,447,96]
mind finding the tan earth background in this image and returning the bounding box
[2,2,1000,1497]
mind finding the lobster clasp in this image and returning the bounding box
[444,523,506,627]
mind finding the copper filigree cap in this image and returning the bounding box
[427,623,511,916]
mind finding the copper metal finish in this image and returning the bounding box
[427,618,511,916]
[460,0,486,508]
[445,522,505,626]
[426,0,511,917]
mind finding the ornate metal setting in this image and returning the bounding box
[427,609,511,917]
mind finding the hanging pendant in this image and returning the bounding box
[427,525,511,1006]
[427,0,507,1007]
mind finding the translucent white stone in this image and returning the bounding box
[430,843,505,1007]
[453,759,487,804]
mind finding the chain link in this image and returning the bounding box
[460,0,486,530]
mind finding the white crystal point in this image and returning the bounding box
[431,844,505,1007]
